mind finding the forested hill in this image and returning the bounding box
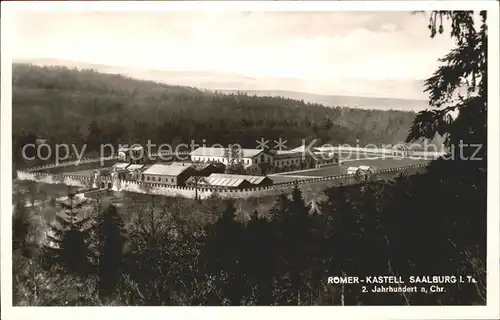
[219,89,428,111]
[12,63,417,161]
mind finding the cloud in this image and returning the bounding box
[381,22,398,32]
[11,11,455,96]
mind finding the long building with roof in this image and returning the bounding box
[141,163,195,186]
[169,161,225,176]
[273,150,309,171]
[190,147,274,168]
[186,173,273,189]
[190,146,338,173]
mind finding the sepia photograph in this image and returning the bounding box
[1,1,499,319]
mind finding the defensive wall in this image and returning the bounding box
[17,170,93,188]
[17,157,428,200]
[23,157,118,172]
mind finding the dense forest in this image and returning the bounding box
[12,63,417,165]
[12,173,486,306]
[11,10,488,307]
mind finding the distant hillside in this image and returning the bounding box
[15,58,429,104]
[12,63,420,164]
[219,90,429,111]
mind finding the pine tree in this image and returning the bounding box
[407,11,487,167]
[13,200,31,253]
[86,120,102,153]
[403,11,488,304]
[353,183,392,305]
[274,185,311,305]
[93,204,126,298]
[123,202,171,305]
[290,184,308,221]
[320,184,357,305]
[291,185,311,305]
[44,192,93,276]
[122,198,207,305]
[245,210,275,305]
[268,194,289,220]
[201,200,246,305]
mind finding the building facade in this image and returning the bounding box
[141,163,194,186]
[347,165,375,182]
[191,147,273,167]
[273,151,309,172]
[392,144,410,157]
[190,146,338,174]
[190,147,275,174]
[118,146,146,164]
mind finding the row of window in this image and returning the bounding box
[192,157,256,165]
[144,175,176,184]
[192,156,301,166]
[275,159,301,166]
[316,158,337,164]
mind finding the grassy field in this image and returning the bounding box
[278,157,431,177]
[335,151,386,161]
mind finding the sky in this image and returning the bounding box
[11,11,456,99]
